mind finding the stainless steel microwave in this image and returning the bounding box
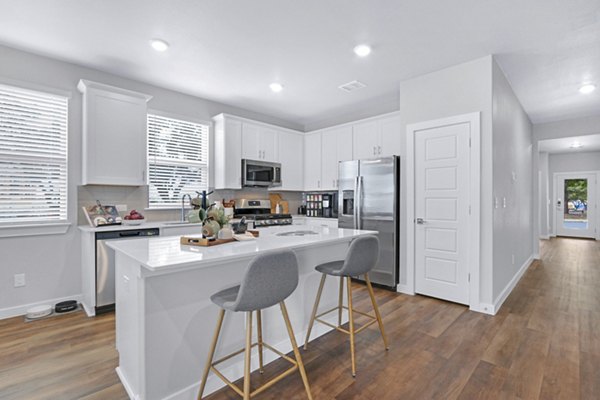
[242,159,282,187]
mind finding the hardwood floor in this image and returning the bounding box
[1,237,598,399]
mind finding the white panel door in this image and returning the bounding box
[241,122,260,160]
[260,126,278,162]
[277,131,304,190]
[555,173,597,238]
[415,122,470,305]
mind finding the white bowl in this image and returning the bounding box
[122,218,145,226]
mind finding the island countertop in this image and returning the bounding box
[107,225,377,272]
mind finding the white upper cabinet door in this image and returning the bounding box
[241,122,261,160]
[353,120,379,160]
[336,126,354,162]
[213,115,242,189]
[304,133,322,191]
[276,131,304,190]
[379,115,402,157]
[78,80,151,186]
[260,126,279,162]
[321,130,338,191]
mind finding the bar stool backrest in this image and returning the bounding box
[340,235,380,277]
[231,249,299,312]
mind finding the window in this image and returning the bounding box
[147,113,209,208]
[0,83,68,224]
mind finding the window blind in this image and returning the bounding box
[0,84,68,224]
[147,114,209,208]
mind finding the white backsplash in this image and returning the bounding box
[77,185,303,225]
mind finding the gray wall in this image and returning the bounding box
[491,60,533,301]
[0,44,301,314]
[399,55,495,304]
[539,152,550,238]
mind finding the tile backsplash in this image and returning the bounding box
[77,185,303,225]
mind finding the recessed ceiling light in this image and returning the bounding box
[150,39,169,52]
[353,44,371,57]
[579,84,596,94]
[269,83,283,93]
[570,141,584,149]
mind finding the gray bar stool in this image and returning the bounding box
[198,250,312,400]
[304,235,389,376]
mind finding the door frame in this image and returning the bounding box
[405,112,481,310]
[552,171,599,239]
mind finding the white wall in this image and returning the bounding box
[399,56,495,304]
[547,151,600,233]
[0,44,301,316]
[538,152,550,238]
[491,60,533,302]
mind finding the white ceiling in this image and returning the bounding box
[0,0,599,129]
[538,134,600,154]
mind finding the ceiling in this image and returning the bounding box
[538,134,600,154]
[0,0,599,129]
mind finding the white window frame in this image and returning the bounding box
[147,110,210,209]
[0,79,71,238]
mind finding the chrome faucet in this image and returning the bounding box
[181,194,192,222]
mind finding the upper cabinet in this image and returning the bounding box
[213,114,301,190]
[303,133,322,191]
[214,114,243,189]
[241,122,279,162]
[320,126,353,190]
[277,131,304,191]
[353,113,401,160]
[78,80,152,186]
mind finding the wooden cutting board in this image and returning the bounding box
[180,230,259,247]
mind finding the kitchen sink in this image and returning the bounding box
[276,230,319,237]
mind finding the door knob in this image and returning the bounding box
[416,218,425,224]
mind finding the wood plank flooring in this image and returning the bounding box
[0,237,598,399]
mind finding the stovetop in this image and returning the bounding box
[233,199,292,227]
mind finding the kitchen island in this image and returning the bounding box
[108,225,377,400]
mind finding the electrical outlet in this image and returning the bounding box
[14,273,25,288]
[116,204,128,212]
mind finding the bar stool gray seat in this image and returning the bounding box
[198,250,313,400]
[304,235,388,377]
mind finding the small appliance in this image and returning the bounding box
[242,159,281,187]
[305,192,338,218]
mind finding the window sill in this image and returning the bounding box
[0,222,71,238]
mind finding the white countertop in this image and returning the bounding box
[78,221,203,232]
[107,225,376,272]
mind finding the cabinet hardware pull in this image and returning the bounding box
[378,145,382,155]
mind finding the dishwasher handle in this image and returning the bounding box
[119,231,141,237]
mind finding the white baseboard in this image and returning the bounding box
[489,255,534,315]
[396,284,415,295]
[539,235,550,240]
[115,367,139,400]
[469,302,495,315]
[0,294,83,320]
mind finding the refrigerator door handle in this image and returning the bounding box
[357,175,363,230]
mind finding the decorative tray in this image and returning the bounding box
[180,230,259,247]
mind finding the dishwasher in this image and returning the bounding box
[95,228,160,314]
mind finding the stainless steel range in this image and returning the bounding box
[234,199,292,227]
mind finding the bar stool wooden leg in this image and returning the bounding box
[304,274,327,350]
[280,301,313,400]
[198,308,226,400]
[243,311,253,400]
[338,276,344,327]
[365,274,389,350]
[346,277,356,377]
[256,309,264,373]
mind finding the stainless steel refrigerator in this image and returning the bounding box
[338,156,399,289]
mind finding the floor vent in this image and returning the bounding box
[338,80,367,92]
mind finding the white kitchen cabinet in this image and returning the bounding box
[352,113,401,159]
[320,126,353,190]
[242,122,279,162]
[78,80,152,185]
[214,114,243,189]
[214,113,301,190]
[303,132,322,191]
[276,130,304,190]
